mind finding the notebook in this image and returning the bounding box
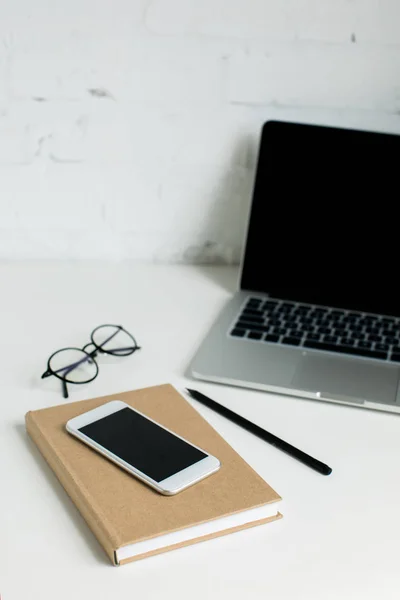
[25,384,282,565]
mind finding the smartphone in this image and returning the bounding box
[66,400,220,495]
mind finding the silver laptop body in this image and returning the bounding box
[189,121,400,413]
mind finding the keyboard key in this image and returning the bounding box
[238,322,269,333]
[273,327,287,335]
[358,341,372,349]
[341,338,354,346]
[342,315,358,323]
[264,334,279,343]
[376,343,389,351]
[359,317,371,327]
[264,300,278,309]
[263,305,277,314]
[318,327,331,334]
[329,315,341,323]
[368,334,382,342]
[293,309,308,317]
[366,327,381,335]
[347,316,359,324]
[300,324,314,332]
[242,308,264,317]
[385,336,398,345]
[351,331,365,340]
[294,306,310,314]
[248,331,262,340]
[348,323,362,332]
[363,315,378,323]
[299,316,313,325]
[308,312,319,320]
[247,298,262,307]
[290,330,304,338]
[307,332,320,341]
[390,353,400,362]
[281,302,295,311]
[391,346,400,353]
[281,337,301,346]
[382,317,395,324]
[303,340,387,360]
[286,315,298,323]
[267,317,281,326]
[331,310,345,317]
[333,329,347,338]
[239,314,264,323]
[318,321,332,329]
[309,308,327,318]
[231,328,246,337]
[324,335,338,343]
[281,313,290,325]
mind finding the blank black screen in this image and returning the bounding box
[79,408,206,482]
[241,121,400,316]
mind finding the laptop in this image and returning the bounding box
[189,120,400,413]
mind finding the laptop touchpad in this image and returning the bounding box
[291,353,399,405]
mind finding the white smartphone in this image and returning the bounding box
[66,400,220,495]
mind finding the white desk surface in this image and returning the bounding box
[1,262,400,600]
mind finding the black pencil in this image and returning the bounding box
[186,388,332,476]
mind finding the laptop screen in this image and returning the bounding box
[240,121,400,317]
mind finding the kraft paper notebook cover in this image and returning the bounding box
[25,384,282,565]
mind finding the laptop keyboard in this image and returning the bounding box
[230,297,400,363]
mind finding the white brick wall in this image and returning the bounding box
[1,0,400,261]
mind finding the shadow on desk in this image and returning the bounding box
[15,424,109,566]
[191,265,238,294]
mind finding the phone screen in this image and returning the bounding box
[78,407,207,482]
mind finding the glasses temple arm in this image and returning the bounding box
[96,328,121,349]
[62,379,69,399]
[105,346,141,352]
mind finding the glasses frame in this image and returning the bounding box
[41,324,141,399]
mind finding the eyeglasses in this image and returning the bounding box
[41,324,141,398]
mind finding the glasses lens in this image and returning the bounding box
[48,348,98,383]
[91,325,137,356]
